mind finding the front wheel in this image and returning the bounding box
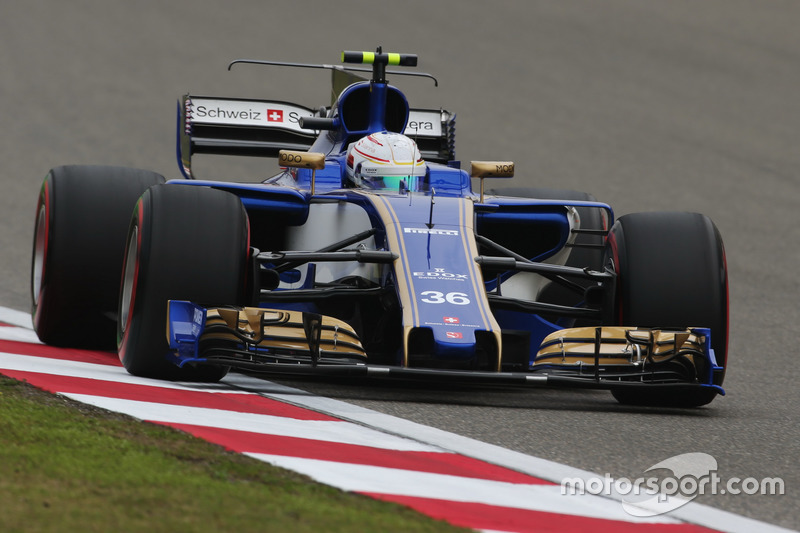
[117,184,249,381]
[607,211,728,407]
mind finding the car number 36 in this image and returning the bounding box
[420,291,471,305]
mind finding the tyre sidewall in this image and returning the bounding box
[118,184,249,380]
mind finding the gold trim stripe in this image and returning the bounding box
[457,199,503,368]
[370,194,420,366]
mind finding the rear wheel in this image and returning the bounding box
[607,211,728,407]
[117,184,249,381]
[31,165,165,348]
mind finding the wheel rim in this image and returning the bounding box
[119,225,139,334]
[32,205,47,305]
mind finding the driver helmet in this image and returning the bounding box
[346,132,427,191]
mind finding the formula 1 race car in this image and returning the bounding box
[30,48,728,407]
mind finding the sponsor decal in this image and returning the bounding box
[413,268,468,281]
[403,227,459,236]
[187,98,312,131]
[443,316,460,324]
[406,120,435,132]
[404,110,442,137]
[423,320,481,328]
[446,331,463,339]
[279,152,304,165]
[194,106,262,121]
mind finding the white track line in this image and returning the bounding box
[62,393,442,452]
[0,351,242,393]
[0,325,41,343]
[0,307,34,328]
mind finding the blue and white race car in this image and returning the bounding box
[31,48,729,407]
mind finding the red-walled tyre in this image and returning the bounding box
[31,165,165,349]
[117,184,249,381]
[607,211,728,407]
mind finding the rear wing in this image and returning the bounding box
[178,94,456,178]
[178,95,318,178]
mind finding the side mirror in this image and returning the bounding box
[279,151,326,194]
[470,161,514,203]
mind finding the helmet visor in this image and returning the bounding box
[361,175,409,192]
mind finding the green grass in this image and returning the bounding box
[0,376,465,533]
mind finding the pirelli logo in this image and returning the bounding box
[403,227,459,236]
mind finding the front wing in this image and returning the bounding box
[166,301,725,398]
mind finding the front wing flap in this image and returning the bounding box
[167,301,366,368]
[533,326,724,393]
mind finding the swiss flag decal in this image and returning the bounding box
[267,109,284,122]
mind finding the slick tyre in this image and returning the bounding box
[117,184,249,381]
[31,165,165,349]
[607,211,728,407]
